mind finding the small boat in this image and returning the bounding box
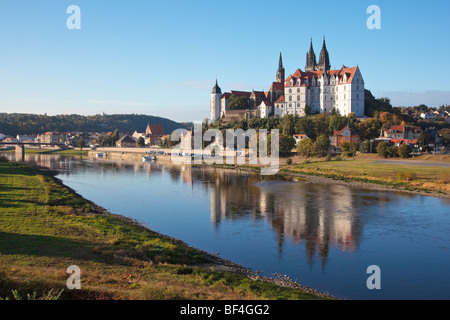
[142,155,156,162]
[96,153,104,158]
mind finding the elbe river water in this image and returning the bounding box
[6,153,450,300]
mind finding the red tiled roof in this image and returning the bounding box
[285,66,359,87]
[146,124,165,135]
[221,92,231,100]
[270,82,284,92]
[260,100,272,107]
[230,90,252,98]
[275,95,285,103]
[334,126,357,136]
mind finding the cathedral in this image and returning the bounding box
[210,38,365,123]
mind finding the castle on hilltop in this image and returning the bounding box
[210,37,365,123]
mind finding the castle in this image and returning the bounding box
[210,38,365,122]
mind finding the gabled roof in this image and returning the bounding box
[145,123,165,135]
[270,82,284,92]
[117,135,135,143]
[275,95,285,103]
[334,126,358,136]
[260,100,272,107]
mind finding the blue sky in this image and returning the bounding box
[0,0,449,122]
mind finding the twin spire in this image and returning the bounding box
[306,36,330,72]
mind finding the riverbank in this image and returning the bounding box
[225,159,450,199]
[1,148,88,156]
[0,159,331,300]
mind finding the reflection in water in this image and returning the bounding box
[209,171,365,269]
[5,152,450,300]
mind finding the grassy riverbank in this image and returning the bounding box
[0,149,88,156]
[0,159,328,300]
[279,159,450,197]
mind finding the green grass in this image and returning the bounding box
[0,160,328,300]
[281,160,450,195]
[0,149,88,156]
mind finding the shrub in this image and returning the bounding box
[397,171,418,181]
[388,146,399,158]
[398,144,412,159]
[286,158,292,165]
[325,153,332,162]
[377,142,390,158]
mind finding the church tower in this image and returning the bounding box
[276,52,285,83]
[305,39,317,72]
[317,36,331,71]
[210,79,222,122]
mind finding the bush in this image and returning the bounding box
[397,171,418,181]
[297,138,313,157]
[377,142,390,158]
[398,144,412,159]
[388,146,399,158]
[286,158,292,165]
[325,153,332,161]
[0,155,9,162]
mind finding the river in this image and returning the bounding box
[5,153,450,300]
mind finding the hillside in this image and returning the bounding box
[0,113,192,136]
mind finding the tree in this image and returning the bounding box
[295,117,316,140]
[329,115,348,134]
[438,128,450,145]
[227,95,249,110]
[304,105,311,116]
[77,137,86,150]
[112,129,120,143]
[313,134,331,157]
[358,118,381,141]
[279,134,296,156]
[297,137,313,157]
[417,131,431,149]
[398,144,412,159]
[376,141,390,158]
[137,136,145,147]
[388,145,399,158]
[280,115,295,136]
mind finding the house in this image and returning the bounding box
[331,125,360,147]
[115,135,136,148]
[381,125,421,140]
[16,135,36,142]
[132,131,145,140]
[389,139,418,147]
[37,132,67,144]
[259,100,272,119]
[293,134,308,147]
[274,96,285,117]
[420,112,435,120]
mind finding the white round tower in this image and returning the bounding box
[210,79,221,122]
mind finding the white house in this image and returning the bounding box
[259,100,272,119]
[293,134,308,146]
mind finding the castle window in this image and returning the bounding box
[297,88,300,93]
[289,89,292,93]
[297,95,300,101]
[289,96,292,101]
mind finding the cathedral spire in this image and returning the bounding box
[276,52,285,84]
[305,39,317,72]
[318,36,331,71]
[278,52,283,72]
